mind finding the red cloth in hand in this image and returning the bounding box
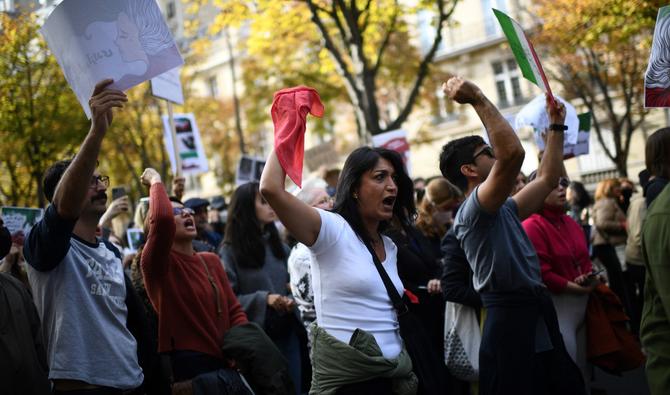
[271,86,324,187]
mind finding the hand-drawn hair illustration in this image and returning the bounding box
[646,13,670,89]
[122,0,175,56]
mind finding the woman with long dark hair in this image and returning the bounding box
[260,146,420,394]
[219,182,307,395]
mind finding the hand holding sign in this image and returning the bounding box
[89,79,127,133]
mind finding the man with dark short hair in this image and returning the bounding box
[24,80,144,394]
[438,76,584,395]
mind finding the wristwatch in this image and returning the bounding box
[549,124,568,131]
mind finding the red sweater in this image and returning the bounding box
[522,207,593,293]
[141,183,247,358]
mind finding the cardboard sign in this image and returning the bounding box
[235,155,266,186]
[1,207,44,245]
[162,113,208,176]
[151,66,184,104]
[372,129,412,175]
[41,0,184,118]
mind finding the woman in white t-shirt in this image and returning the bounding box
[260,146,418,394]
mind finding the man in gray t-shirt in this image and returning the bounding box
[438,77,584,395]
[24,80,143,392]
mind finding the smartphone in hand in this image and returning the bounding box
[112,186,127,201]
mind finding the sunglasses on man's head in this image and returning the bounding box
[173,207,195,216]
[473,146,495,161]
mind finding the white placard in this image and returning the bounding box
[372,129,412,176]
[162,113,209,176]
[1,207,44,245]
[235,155,266,186]
[151,66,184,104]
[515,94,579,149]
[41,0,184,118]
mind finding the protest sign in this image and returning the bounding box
[162,113,208,176]
[493,9,555,106]
[372,129,412,175]
[236,155,266,186]
[41,0,184,118]
[1,207,44,245]
[151,67,184,105]
[645,6,670,107]
[516,94,579,147]
[563,113,591,159]
[126,228,144,253]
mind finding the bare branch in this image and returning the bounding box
[372,2,400,76]
[387,0,456,131]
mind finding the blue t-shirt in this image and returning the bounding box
[453,186,544,293]
[24,204,143,389]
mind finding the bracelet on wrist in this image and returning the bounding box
[549,124,568,131]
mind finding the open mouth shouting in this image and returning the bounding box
[183,218,196,231]
[382,195,396,211]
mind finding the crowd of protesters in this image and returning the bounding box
[1,76,668,395]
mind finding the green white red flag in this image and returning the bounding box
[493,9,555,106]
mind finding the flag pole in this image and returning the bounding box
[166,100,182,177]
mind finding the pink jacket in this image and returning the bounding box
[523,207,593,293]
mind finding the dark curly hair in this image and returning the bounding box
[332,147,415,245]
[439,136,486,191]
[43,159,73,202]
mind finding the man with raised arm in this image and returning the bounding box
[24,80,145,394]
[438,77,585,395]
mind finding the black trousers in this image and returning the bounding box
[593,244,631,315]
[625,264,646,336]
[479,290,586,395]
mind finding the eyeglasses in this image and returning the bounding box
[173,207,195,216]
[473,146,495,161]
[90,175,110,188]
[559,177,570,188]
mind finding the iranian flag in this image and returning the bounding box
[493,9,555,105]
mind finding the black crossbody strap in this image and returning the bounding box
[362,239,409,316]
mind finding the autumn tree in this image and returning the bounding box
[99,82,173,201]
[0,11,89,207]
[188,0,458,139]
[534,0,662,176]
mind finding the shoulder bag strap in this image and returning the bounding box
[362,239,409,316]
[198,254,223,315]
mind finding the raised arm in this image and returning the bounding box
[513,97,566,221]
[53,79,127,219]
[259,150,321,246]
[139,168,176,279]
[443,77,525,213]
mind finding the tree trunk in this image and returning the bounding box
[224,28,246,154]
